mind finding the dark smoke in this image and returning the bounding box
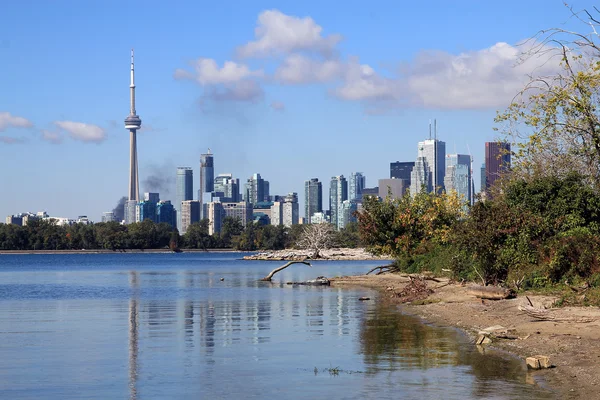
[142,162,175,199]
[112,196,127,221]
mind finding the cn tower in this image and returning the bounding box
[124,49,141,202]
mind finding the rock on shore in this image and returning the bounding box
[243,248,389,261]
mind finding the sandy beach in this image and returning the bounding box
[332,273,600,399]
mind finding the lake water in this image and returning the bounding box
[0,253,554,399]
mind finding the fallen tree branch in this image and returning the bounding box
[366,264,398,275]
[260,260,312,281]
[518,304,597,323]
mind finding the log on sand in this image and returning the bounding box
[518,304,597,323]
[467,285,515,300]
[260,260,312,281]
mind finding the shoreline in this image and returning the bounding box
[0,248,243,255]
[243,248,390,261]
[331,273,600,399]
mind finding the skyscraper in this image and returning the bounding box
[244,173,268,204]
[410,156,430,196]
[338,199,358,230]
[485,142,511,194]
[180,200,200,234]
[329,175,348,229]
[199,150,214,220]
[176,167,193,231]
[200,150,214,193]
[444,154,472,205]
[304,178,323,220]
[480,163,486,193]
[214,173,240,202]
[390,161,415,184]
[410,137,446,195]
[348,172,366,201]
[124,50,142,224]
[282,192,299,227]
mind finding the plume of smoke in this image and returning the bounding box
[142,162,175,199]
[112,196,127,221]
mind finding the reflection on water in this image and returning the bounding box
[0,253,554,399]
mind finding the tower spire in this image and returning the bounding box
[125,49,142,212]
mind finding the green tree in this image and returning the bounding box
[184,220,213,249]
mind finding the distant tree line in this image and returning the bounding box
[0,216,361,252]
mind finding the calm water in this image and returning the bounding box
[0,253,553,399]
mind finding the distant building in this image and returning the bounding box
[5,215,23,225]
[390,161,415,184]
[310,212,329,224]
[282,192,299,227]
[181,200,201,234]
[156,201,176,228]
[124,200,137,224]
[445,154,472,205]
[410,138,446,195]
[244,173,269,205]
[206,201,224,235]
[329,175,348,229]
[348,172,366,201]
[338,199,359,230]
[410,155,430,196]
[270,201,283,226]
[176,167,194,232]
[485,142,511,194]
[214,173,240,202]
[200,150,214,194]
[361,187,379,199]
[378,178,406,199]
[480,163,486,193]
[222,202,252,228]
[101,212,116,223]
[304,178,323,220]
[254,201,273,222]
[136,200,157,223]
[76,216,91,225]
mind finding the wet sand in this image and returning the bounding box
[332,273,600,399]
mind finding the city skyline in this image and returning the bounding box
[0,1,586,220]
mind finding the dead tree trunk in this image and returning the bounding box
[467,285,515,300]
[260,260,312,281]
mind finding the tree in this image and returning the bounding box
[495,6,600,189]
[220,217,244,248]
[184,220,213,249]
[295,223,335,258]
[357,191,465,266]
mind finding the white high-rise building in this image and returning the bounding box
[410,137,445,195]
[282,193,299,227]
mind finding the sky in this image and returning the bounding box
[0,0,595,220]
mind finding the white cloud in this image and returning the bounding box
[270,101,285,111]
[41,130,63,144]
[237,10,342,58]
[0,112,33,131]
[275,54,342,84]
[175,58,263,85]
[402,42,560,109]
[54,121,106,143]
[176,58,264,102]
[334,58,398,101]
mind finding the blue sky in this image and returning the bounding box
[0,0,593,220]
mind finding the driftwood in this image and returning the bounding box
[286,276,330,286]
[467,285,515,300]
[260,260,312,281]
[518,304,597,323]
[366,264,398,275]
